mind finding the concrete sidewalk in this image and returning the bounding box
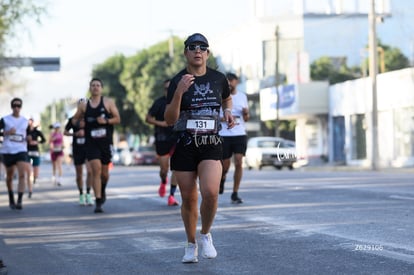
[297,164,414,173]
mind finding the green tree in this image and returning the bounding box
[0,0,46,70]
[312,41,411,84]
[39,97,73,150]
[361,40,410,74]
[120,38,183,136]
[380,43,410,72]
[310,56,358,84]
[91,54,139,135]
[120,36,217,136]
[90,36,218,139]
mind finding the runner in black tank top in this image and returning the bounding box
[71,78,121,214]
[64,114,93,206]
[85,96,112,147]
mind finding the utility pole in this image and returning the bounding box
[369,0,379,170]
[275,25,280,137]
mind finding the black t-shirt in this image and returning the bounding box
[167,67,230,111]
[167,67,230,133]
[147,96,174,141]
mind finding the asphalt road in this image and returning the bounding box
[1,163,414,274]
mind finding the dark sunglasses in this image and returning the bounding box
[186,44,208,52]
[12,104,22,108]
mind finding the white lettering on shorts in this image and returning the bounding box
[194,134,222,148]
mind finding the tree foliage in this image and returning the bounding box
[0,0,46,82]
[119,36,217,137]
[91,54,139,135]
[38,36,219,144]
[39,97,74,151]
[379,42,410,72]
[310,56,358,85]
[0,0,45,57]
[311,41,411,84]
[119,37,187,136]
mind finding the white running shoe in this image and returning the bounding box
[79,194,85,205]
[198,233,217,259]
[182,242,198,263]
[85,194,93,206]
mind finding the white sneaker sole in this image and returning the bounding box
[182,257,198,263]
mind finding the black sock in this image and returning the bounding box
[17,192,23,204]
[220,178,225,186]
[101,184,107,204]
[170,185,177,196]
[86,187,91,194]
[219,178,225,194]
[8,191,15,204]
[102,183,107,196]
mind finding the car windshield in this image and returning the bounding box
[257,140,279,148]
[256,139,295,148]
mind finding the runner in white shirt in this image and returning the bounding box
[0,98,29,210]
[219,73,250,203]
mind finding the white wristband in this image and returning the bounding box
[224,108,232,114]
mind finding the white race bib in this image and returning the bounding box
[233,116,241,124]
[76,137,85,144]
[91,128,107,138]
[28,151,40,157]
[9,134,24,142]
[186,119,215,131]
[53,146,63,152]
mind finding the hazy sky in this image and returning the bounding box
[20,0,253,62]
[4,0,253,118]
[3,0,395,119]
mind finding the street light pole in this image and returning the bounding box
[275,25,280,137]
[369,0,379,170]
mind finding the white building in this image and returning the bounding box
[212,0,414,166]
[329,68,414,168]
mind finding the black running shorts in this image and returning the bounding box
[73,147,87,166]
[155,140,176,156]
[171,134,223,171]
[3,152,28,167]
[86,141,111,165]
[221,135,247,159]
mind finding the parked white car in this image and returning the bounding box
[111,147,133,166]
[244,136,297,170]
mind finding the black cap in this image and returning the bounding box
[184,33,209,47]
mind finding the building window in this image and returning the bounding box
[332,116,346,163]
[350,114,367,160]
[394,107,414,157]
